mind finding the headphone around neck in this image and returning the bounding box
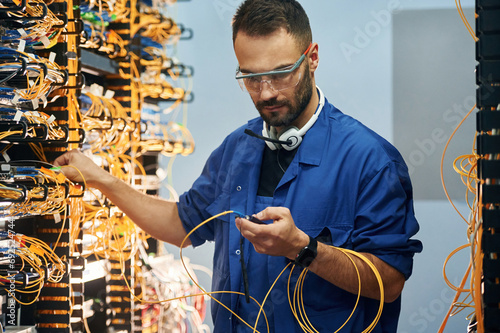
[262,86,325,151]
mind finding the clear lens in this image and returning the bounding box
[237,70,302,93]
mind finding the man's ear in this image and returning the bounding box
[309,43,319,72]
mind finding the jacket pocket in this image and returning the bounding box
[293,206,353,248]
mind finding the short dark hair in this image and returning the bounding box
[232,0,312,51]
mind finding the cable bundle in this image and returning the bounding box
[133,7,181,45]
[79,88,134,154]
[0,166,82,218]
[138,251,210,333]
[137,104,194,156]
[79,2,129,58]
[439,104,482,332]
[0,0,65,50]
[139,43,192,105]
[83,0,130,22]
[0,230,67,304]
[437,2,500,332]
[0,47,66,109]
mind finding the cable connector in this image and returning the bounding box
[233,211,267,225]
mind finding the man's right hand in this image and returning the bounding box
[53,149,109,188]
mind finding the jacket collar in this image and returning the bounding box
[244,88,331,168]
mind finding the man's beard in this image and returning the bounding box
[255,66,313,128]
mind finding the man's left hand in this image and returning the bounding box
[235,206,309,260]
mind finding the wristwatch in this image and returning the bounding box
[294,235,318,267]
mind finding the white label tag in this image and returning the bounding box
[40,95,47,107]
[49,52,56,63]
[2,152,10,163]
[53,213,61,224]
[32,99,39,110]
[14,111,23,122]
[90,83,104,97]
[47,115,56,123]
[17,28,27,37]
[104,90,115,99]
[17,40,26,52]
[40,36,50,48]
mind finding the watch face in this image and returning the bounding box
[296,248,314,267]
[295,237,318,267]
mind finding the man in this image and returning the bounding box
[55,0,422,332]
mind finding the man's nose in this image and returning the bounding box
[259,80,279,100]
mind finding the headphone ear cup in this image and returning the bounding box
[279,126,302,151]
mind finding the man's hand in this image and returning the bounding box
[235,206,309,260]
[53,149,110,188]
[236,206,405,301]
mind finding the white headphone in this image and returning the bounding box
[261,86,325,151]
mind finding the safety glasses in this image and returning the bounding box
[235,43,312,94]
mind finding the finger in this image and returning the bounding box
[59,165,81,180]
[236,218,260,237]
[240,227,258,240]
[235,217,242,231]
[256,206,290,222]
[54,149,81,166]
[53,153,69,167]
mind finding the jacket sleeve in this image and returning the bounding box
[177,138,229,247]
[352,161,423,279]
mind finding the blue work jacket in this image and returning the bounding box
[177,95,423,332]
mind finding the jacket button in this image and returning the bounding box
[236,186,242,191]
[235,249,241,255]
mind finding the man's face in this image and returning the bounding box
[254,61,313,128]
[234,29,314,129]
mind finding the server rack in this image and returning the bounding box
[0,0,198,331]
[477,1,500,332]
